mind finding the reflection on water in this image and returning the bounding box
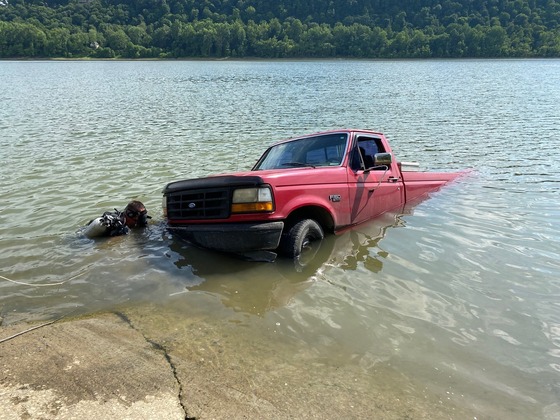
[168,236,317,316]
[2,59,560,418]
[167,210,400,316]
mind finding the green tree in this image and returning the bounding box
[230,20,247,56]
[45,27,71,57]
[299,24,335,56]
[105,28,130,54]
[127,25,151,47]
[0,22,47,57]
[152,24,172,49]
[482,25,510,56]
[67,31,89,56]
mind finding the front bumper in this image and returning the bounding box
[169,221,284,253]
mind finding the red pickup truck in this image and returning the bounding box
[163,129,462,259]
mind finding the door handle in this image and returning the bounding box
[388,176,399,183]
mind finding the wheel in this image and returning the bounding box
[280,219,324,258]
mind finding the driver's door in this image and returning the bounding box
[347,137,404,224]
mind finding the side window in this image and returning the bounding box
[357,138,380,169]
[350,137,387,171]
[350,147,362,171]
[360,140,378,157]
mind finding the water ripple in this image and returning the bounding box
[2,59,560,417]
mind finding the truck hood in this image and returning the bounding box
[163,167,347,193]
[249,167,348,187]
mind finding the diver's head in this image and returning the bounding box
[124,200,150,228]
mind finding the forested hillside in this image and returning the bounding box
[1,0,559,58]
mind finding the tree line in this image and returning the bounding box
[1,0,559,58]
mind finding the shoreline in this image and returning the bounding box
[1,56,556,62]
[0,309,474,419]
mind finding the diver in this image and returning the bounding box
[84,200,151,238]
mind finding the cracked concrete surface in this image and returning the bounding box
[0,308,473,419]
[0,313,185,420]
[113,311,192,419]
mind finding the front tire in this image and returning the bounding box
[281,219,324,258]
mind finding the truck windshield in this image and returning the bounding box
[253,134,348,170]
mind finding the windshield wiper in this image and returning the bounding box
[281,162,316,168]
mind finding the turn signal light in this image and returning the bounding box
[231,202,274,213]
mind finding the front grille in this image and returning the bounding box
[167,187,230,220]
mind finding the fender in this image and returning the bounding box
[272,188,341,228]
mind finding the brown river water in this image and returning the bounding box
[1,59,559,418]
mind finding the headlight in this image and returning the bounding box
[231,187,274,213]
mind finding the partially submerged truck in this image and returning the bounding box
[162,129,462,259]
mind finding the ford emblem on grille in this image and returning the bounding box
[188,202,196,208]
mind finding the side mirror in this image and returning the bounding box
[374,153,392,166]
